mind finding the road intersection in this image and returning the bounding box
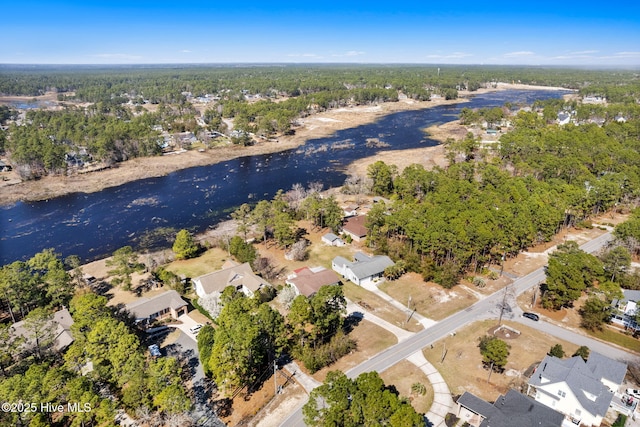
[281,232,632,426]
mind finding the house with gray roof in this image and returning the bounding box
[322,232,345,247]
[125,290,188,326]
[192,260,271,299]
[10,308,75,355]
[611,289,640,332]
[332,252,394,286]
[456,389,564,427]
[526,351,627,426]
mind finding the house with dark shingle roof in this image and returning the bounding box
[192,260,271,299]
[526,352,627,426]
[332,252,394,286]
[125,290,188,325]
[285,266,341,297]
[341,215,368,241]
[456,389,564,427]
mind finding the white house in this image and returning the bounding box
[322,232,345,247]
[527,352,627,426]
[332,252,394,287]
[557,112,572,126]
[611,290,640,332]
[192,260,271,299]
[343,204,359,217]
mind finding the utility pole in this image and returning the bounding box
[487,361,494,383]
[405,295,414,324]
[274,360,278,395]
[498,283,513,326]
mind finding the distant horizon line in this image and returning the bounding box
[1,62,638,70]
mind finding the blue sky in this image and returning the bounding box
[3,1,639,66]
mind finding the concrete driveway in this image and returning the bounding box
[164,328,223,427]
[170,313,205,341]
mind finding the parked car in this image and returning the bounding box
[627,388,640,398]
[148,344,162,357]
[523,312,539,321]
[189,324,203,334]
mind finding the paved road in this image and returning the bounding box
[512,317,638,365]
[281,232,615,426]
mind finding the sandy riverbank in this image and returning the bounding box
[0,83,569,206]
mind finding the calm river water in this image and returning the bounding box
[1,90,567,264]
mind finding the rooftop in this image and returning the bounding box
[459,389,565,427]
[125,290,188,319]
[286,267,341,297]
[194,261,271,295]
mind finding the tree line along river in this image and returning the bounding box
[0,90,567,265]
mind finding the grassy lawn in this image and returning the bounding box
[309,320,397,383]
[343,282,423,332]
[379,273,477,321]
[380,360,434,415]
[586,328,640,354]
[165,247,230,278]
[422,320,579,401]
[306,240,354,270]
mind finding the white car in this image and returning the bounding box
[627,388,640,398]
[189,324,203,334]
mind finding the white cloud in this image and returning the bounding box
[503,51,535,57]
[426,52,473,59]
[181,50,192,53]
[613,51,640,57]
[569,50,598,55]
[287,53,323,58]
[91,53,143,60]
[332,50,366,57]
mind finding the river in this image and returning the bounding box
[1,90,567,265]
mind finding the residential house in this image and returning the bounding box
[342,215,368,242]
[557,112,572,126]
[10,308,75,355]
[456,389,565,427]
[343,204,359,217]
[611,290,640,332]
[174,131,197,147]
[582,96,606,104]
[332,252,394,287]
[285,266,341,297]
[526,352,627,426]
[125,290,188,326]
[322,232,345,247]
[192,260,271,299]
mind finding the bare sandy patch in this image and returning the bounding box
[249,383,307,427]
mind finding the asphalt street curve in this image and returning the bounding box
[280,232,615,426]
